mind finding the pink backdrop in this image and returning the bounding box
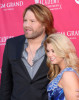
[0,0,79,81]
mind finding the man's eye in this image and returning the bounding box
[23,19,27,22]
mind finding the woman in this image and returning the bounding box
[44,33,79,100]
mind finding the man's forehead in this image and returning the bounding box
[24,10,36,19]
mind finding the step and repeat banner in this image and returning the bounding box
[0,0,79,82]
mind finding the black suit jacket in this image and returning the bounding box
[0,35,49,100]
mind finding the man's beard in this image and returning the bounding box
[25,28,45,39]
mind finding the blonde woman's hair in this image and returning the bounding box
[44,33,79,80]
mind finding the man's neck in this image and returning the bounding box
[26,33,46,66]
[27,33,46,47]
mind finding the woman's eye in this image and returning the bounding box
[31,20,35,22]
[23,19,27,22]
[52,50,54,53]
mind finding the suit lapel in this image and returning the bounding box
[15,35,32,81]
[33,55,48,81]
[16,35,25,59]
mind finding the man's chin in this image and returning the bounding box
[25,35,35,39]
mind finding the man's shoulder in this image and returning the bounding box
[8,35,25,41]
[6,35,25,43]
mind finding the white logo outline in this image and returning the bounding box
[75,0,79,4]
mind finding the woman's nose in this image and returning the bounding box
[48,52,53,57]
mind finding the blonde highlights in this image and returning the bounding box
[44,33,79,80]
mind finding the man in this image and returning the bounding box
[0,4,56,100]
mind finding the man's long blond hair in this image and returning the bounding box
[23,3,56,35]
